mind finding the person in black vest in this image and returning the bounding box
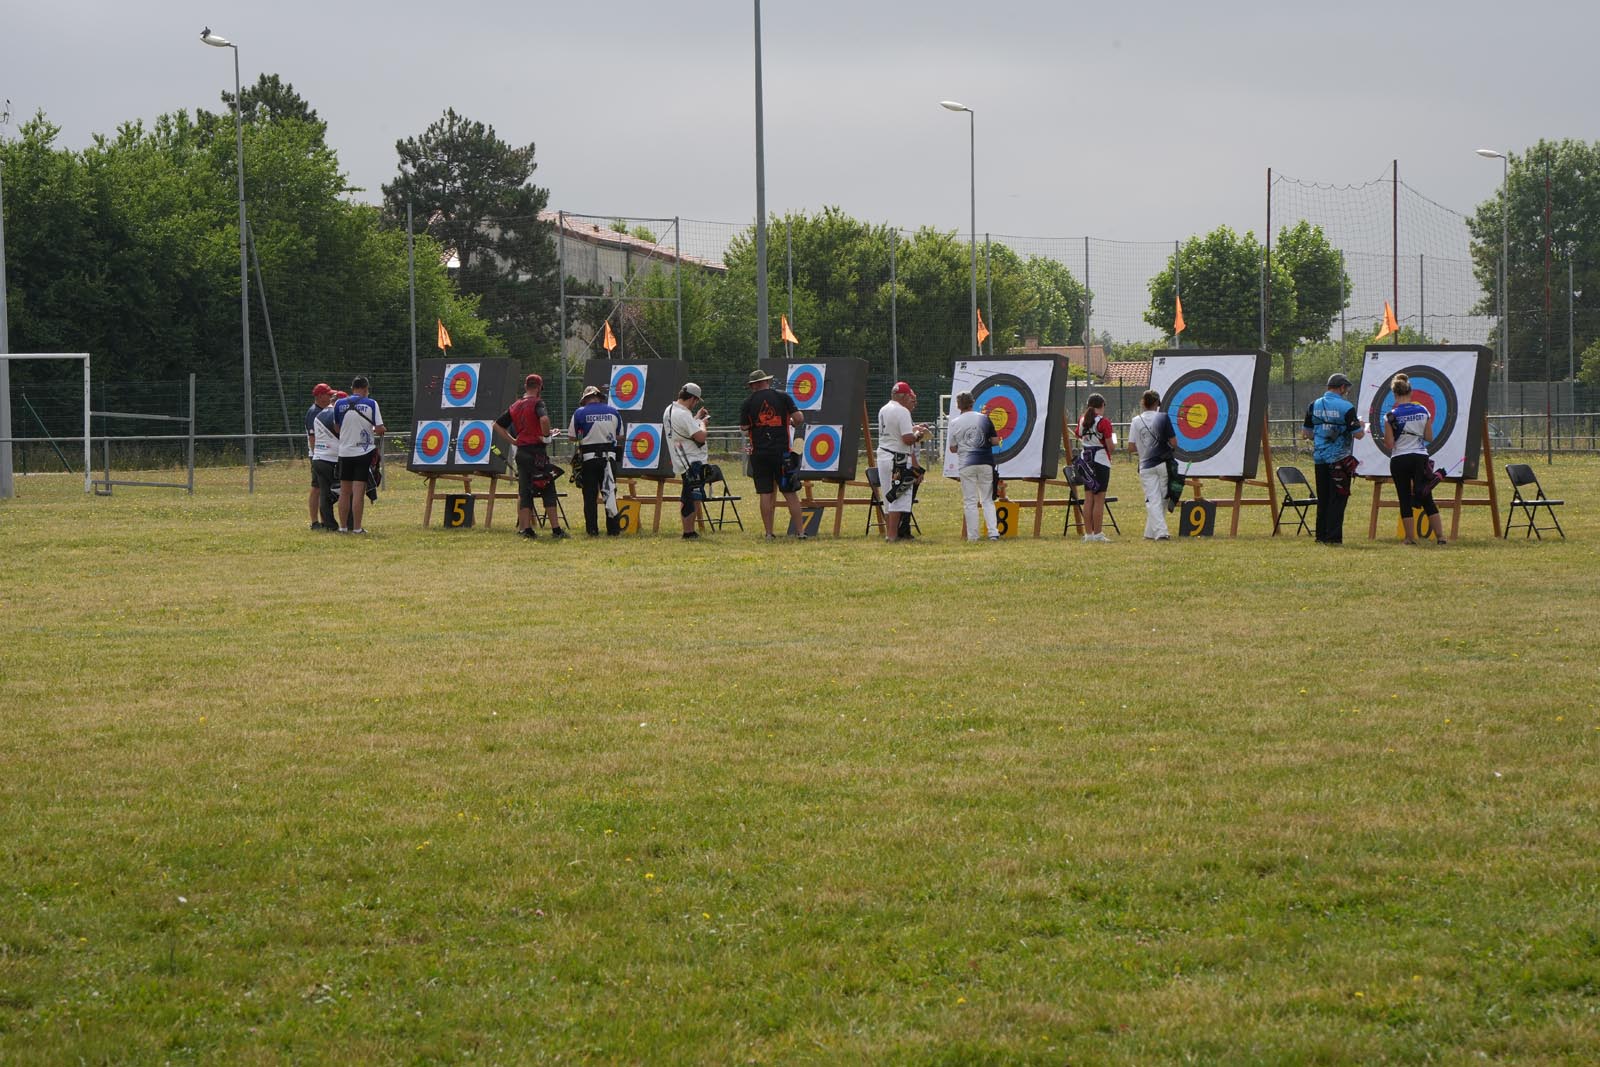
[494,374,568,540]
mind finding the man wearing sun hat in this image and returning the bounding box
[738,367,806,539]
[304,383,340,531]
[664,381,712,539]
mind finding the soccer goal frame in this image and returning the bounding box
[0,353,92,495]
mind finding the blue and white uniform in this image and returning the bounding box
[1305,392,1360,464]
[1387,401,1431,457]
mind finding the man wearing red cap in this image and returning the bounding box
[304,383,340,530]
[877,381,930,541]
[494,374,568,539]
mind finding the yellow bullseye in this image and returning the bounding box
[986,407,1009,432]
[1186,405,1207,430]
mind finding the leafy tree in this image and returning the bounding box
[1146,223,1346,381]
[199,74,323,138]
[1012,254,1089,347]
[1579,338,1600,387]
[382,109,559,356]
[1467,139,1600,381]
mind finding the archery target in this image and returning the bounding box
[973,375,1035,465]
[609,365,648,411]
[413,420,452,466]
[623,422,662,470]
[1165,370,1239,463]
[943,359,1062,479]
[442,363,480,408]
[787,363,826,411]
[802,424,843,473]
[1146,352,1267,478]
[1351,347,1489,478]
[455,420,494,465]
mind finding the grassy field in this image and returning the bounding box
[1,458,1597,1065]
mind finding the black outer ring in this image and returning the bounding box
[971,372,1036,465]
[1164,369,1239,463]
[1365,364,1458,457]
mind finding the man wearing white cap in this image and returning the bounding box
[569,384,623,536]
[877,381,930,542]
[664,382,711,539]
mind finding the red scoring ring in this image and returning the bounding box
[631,433,653,458]
[984,398,1020,437]
[449,373,472,397]
[795,373,817,399]
[614,373,641,401]
[1179,394,1219,437]
[422,429,444,456]
[808,433,835,462]
[461,429,486,455]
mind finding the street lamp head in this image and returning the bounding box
[200,27,233,47]
[940,100,971,113]
[1475,148,1505,160]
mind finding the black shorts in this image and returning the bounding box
[749,452,785,495]
[338,452,375,482]
[1087,464,1111,492]
[311,459,339,491]
[517,446,560,509]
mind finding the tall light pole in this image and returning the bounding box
[202,27,254,491]
[1476,148,1510,411]
[942,101,978,359]
[753,1,769,363]
[1,158,13,499]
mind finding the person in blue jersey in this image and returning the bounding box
[946,391,1001,542]
[331,376,385,534]
[494,374,568,540]
[568,384,624,536]
[1076,393,1114,542]
[1301,372,1365,544]
[1383,372,1446,546]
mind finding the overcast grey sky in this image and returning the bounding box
[3,0,1590,246]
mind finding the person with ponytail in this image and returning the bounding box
[1383,373,1446,546]
[1076,393,1113,541]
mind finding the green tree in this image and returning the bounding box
[1146,223,1345,381]
[1579,338,1600,387]
[199,74,324,139]
[382,109,559,356]
[1467,139,1600,380]
[1012,254,1089,347]
[1146,226,1294,354]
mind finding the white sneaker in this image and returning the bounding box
[1093,533,1110,542]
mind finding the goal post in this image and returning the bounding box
[0,353,92,496]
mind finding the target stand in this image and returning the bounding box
[986,413,1081,538]
[1177,417,1280,536]
[802,399,878,537]
[1364,415,1502,540]
[421,471,510,528]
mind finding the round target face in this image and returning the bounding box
[442,364,479,407]
[1165,370,1239,462]
[609,365,646,410]
[456,422,492,464]
[972,374,1035,465]
[624,423,662,468]
[414,420,450,465]
[787,364,824,410]
[1367,365,1457,457]
[803,425,842,471]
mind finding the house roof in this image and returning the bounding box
[1101,361,1151,386]
[539,211,726,273]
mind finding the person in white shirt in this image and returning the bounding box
[1126,389,1175,541]
[331,376,385,534]
[946,391,1001,542]
[664,382,712,540]
[305,383,340,530]
[877,381,929,542]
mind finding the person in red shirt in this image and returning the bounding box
[494,374,568,539]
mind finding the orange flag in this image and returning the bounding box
[436,319,452,351]
[602,320,618,352]
[976,307,990,346]
[1174,293,1186,336]
[1375,301,1399,340]
[780,314,798,346]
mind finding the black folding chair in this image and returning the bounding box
[1061,461,1121,537]
[1503,463,1564,539]
[1275,466,1317,537]
[865,467,920,538]
[696,464,744,532]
